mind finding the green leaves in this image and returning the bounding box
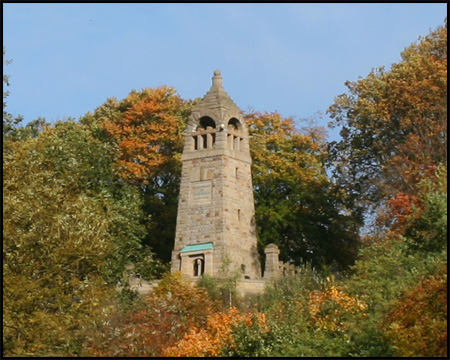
[403,164,448,253]
[3,47,24,138]
[3,120,156,356]
[246,111,360,270]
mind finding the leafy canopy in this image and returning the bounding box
[327,20,447,215]
[247,111,360,270]
[3,120,159,356]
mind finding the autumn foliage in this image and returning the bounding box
[3,20,447,358]
[328,19,447,212]
[101,86,193,185]
[163,308,268,357]
[308,283,368,333]
[246,111,360,270]
[384,266,447,357]
[83,273,220,357]
[3,121,147,356]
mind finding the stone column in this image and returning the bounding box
[197,134,204,149]
[171,250,181,272]
[185,135,195,151]
[263,243,280,279]
[207,133,213,148]
[228,134,234,149]
[203,249,214,275]
[215,129,227,150]
[234,136,240,151]
[180,253,192,276]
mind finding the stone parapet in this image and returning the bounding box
[263,243,302,279]
[236,279,267,296]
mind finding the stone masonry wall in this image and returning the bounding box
[171,148,262,279]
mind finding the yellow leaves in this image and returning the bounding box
[246,110,326,185]
[3,120,148,357]
[307,284,368,333]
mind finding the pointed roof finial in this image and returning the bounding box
[190,70,241,121]
[212,70,222,87]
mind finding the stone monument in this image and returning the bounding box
[171,70,262,280]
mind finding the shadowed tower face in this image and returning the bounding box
[171,71,262,280]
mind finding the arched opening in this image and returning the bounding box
[192,117,216,150]
[198,116,216,130]
[227,118,243,151]
[227,118,242,130]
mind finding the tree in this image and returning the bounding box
[340,179,447,358]
[3,47,23,138]
[88,86,194,186]
[80,87,196,262]
[3,120,159,356]
[327,20,447,219]
[84,272,220,357]
[403,163,447,253]
[383,265,447,357]
[246,111,360,270]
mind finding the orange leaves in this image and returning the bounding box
[327,20,447,211]
[101,86,192,185]
[162,309,237,357]
[384,192,419,229]
[384,266,447,357]
[162,308,268,357]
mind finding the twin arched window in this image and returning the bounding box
[192,117,243,151]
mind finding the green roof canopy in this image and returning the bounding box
[180,242,214,253]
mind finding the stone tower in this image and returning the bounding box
[171,70,262,280]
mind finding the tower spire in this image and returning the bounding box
[212,70,223,87]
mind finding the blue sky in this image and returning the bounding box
[3,3,447,141]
